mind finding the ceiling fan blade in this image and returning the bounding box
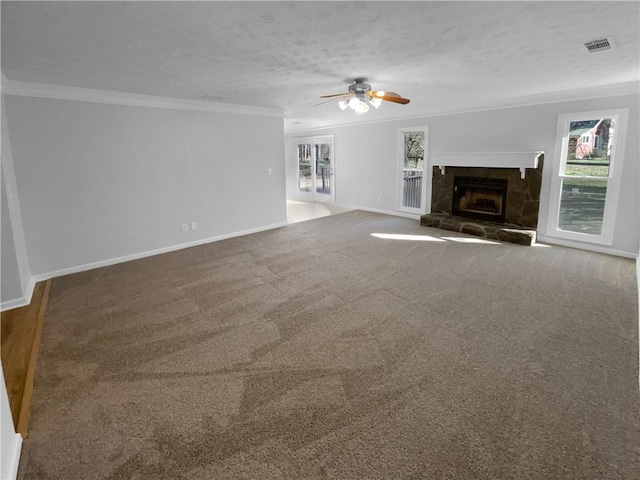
[320,92,354,98]
[314,92,355,106]
[313,96,351,107]
[368,90,410,105]
[380,95,410,105]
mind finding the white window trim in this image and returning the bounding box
[397,126,429,214]
[546,109,628,246]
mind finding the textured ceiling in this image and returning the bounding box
[2,1,639,132]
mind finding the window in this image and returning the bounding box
[398,127,428,213]
[581,134,590,144]
[546,110,628,245]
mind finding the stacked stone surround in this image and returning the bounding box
[421,156,543,245]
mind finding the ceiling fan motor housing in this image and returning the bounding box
[348,81,372,94]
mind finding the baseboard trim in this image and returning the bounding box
[336,204,421,221]
[39,222,289,281]
[0,277,36,312]
[4,432,22,480]
[536,235,636,258]
[1,222,287,311]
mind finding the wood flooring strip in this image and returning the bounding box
[1,283,44,428]
[1,280,51,438]
[16,279,51,437]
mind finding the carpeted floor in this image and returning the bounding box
[18,211,640,479]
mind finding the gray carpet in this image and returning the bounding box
[19,211,640,479]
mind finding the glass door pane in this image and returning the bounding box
[314,142,332,196]
[297,143,311,192]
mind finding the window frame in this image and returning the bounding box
[397,126,429,214]
[546,109,628,245]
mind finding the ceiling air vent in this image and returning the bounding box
[584,38,612,53]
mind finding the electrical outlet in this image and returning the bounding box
[267,168,273,175]
[191,221,198,230]
[181,224,188,232]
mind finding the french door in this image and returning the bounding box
[296,136,335,204]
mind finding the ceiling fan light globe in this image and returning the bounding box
[338,100,349,110]
[354,100,369,114]
[348,96,361,110]
[369,97,382,108]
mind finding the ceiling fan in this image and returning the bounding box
[318,78,410,113]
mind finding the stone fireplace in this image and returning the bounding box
[421,154,544,245]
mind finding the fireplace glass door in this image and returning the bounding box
[452,177,507,223]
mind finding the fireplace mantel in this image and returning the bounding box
[430,151,544,179]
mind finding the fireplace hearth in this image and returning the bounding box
[421,156,544,245]
[452,176,508,223]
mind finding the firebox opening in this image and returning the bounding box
[452,176,508,223]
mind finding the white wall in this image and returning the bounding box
[1,99,32,308]
[2,95,286,293]
[286,94,639,256]
[1,169,22,301]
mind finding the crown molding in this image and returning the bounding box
[1,79,284,118]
